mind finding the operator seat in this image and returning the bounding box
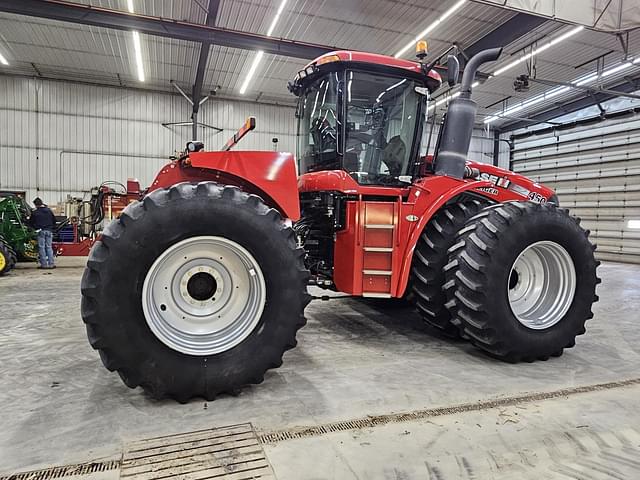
[381,136,406,175]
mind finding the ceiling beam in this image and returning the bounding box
[0,0,337,59]
[191,0,220,140]
[498,75,640,131]
[192,0,220,106]
[461,13,547,61]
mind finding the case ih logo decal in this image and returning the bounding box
[478,172,511,188]
[475,172,548,204]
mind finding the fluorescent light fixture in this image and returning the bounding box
[394,0,467,58]
[485,55,639,124]
[431,26,582,118]
[240,51,264,94]
[267,0,288,36]
[574,72,598,86]
[240,0,287,94]
[427,81,479,112]
[493,26,583,77]
[125,0,144,82]
[484,86,569,124]
[0,51,8,66]
[484,86,570,124]
[132,31,145,82]
[601,61,632,78]
[628,220,640,229]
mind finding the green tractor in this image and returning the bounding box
[0,195,38,275]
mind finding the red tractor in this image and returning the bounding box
[81,46,600,402]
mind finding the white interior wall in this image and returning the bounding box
[0,75,509,208]
[0,75,296,204]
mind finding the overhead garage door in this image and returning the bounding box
[510,114,640,264]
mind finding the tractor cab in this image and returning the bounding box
[289,51,442,186]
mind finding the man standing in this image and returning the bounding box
[29,197,56,269]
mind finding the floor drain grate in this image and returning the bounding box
[0,460,120,480]
[120,422,275,479]
[258,377,640,444]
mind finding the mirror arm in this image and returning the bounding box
[423,44,456,77]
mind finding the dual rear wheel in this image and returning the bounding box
[412,200,600,361]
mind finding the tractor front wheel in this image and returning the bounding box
[81,182,310,402]
[0,237,16,275]
[444,201,600,361]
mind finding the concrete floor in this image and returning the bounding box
[0,259,639,479]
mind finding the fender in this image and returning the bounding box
[148,151,301,220]
[394,165,557,297]
[395,176,493,297]
[467,160,556,205]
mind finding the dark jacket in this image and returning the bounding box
[29,206,57,231]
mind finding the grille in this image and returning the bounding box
[120,423,274,480]
[258,377,640,444]
[0,460,120,480]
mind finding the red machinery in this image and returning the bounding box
[54,180,141,256]
[81,45,599,402]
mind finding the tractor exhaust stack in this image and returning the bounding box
[433,47,502,179]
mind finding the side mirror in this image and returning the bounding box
[447,55,460,87]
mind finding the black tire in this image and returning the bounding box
[9,246,17,268]
[81,182,310,402]
[5,241,18,269]
[444,201,600,362]
[410,196,489,336]
[0,238,14,275]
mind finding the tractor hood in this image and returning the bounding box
[467,160,558,205]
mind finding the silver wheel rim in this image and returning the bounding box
[142,236,266,355]
[507,240,576,330]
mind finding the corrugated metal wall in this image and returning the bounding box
[511,114,640,264]
[0,76,296,203]
[0,74,508,208]
[422,123,504,166]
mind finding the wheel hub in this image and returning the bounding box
[507,240,576,330]
[187,272,217,301]
[142,236,266,356]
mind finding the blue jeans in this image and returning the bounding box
[37,230,55,267]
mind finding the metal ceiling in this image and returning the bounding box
[475,0,640,33]
[473,26,640,129]
[0,0,638,130]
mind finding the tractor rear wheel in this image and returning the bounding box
[444,201,600,361]
[81,182,310,402]
[410,196,489,336]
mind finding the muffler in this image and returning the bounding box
[433,47,502,179]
